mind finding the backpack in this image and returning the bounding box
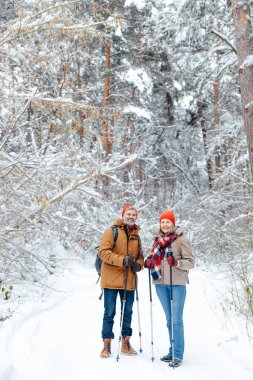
[95,226,118,279]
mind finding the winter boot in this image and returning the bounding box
[100,338,111,358]
[160,354,172,362]
[121,336,137,355]
[169,358,182,368]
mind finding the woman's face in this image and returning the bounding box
[160,219,174,234]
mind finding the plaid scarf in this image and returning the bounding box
[150,231,178,280]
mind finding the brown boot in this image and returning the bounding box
[100,338,111,358]
[121,336,137,355]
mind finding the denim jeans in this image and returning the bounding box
[155,284,186,360]
[102,288,135,339]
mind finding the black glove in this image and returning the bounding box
[131,262,141,273]
[123,255,134,267]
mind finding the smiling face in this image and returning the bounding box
[123,208,137,226]
[160,218,174,234]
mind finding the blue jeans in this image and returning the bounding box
[155,285,186,360]
[102,288,135,339]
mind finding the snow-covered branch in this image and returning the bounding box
[211,29,237,54]
[16,155,138,228]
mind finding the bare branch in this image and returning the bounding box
[0,88,38,152]
[211,29,237,54]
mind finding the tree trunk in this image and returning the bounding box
[232,1,253,177]
[214,6,221,177]
[136,136,143,191]
[162,178,167,208]
[76,53,85,147]
[197,100,213,188]
[102,44,111,156]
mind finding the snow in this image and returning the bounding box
[123,105,151,120]
[115,25,123,37]
[121,68,153,95]
[245,100,253,110]
[181,95,193,108]
[240,55,253,69]
[173,80,182,91]
[124,0,146,10]
[0,261,253,380]
[107,16,125,37]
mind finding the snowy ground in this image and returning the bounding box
[0,261,253,380]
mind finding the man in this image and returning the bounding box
[99,204,144,358]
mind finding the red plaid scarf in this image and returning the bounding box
[150,232,178,280]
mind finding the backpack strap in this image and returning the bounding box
[111,226,118,246]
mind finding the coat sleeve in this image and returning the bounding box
[177,236,195,271]
[99,228,124,267]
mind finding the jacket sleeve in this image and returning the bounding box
[177,236,195,271]
[99,228,124,267]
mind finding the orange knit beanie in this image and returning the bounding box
[122,204,138,218]
[159,209,175,225]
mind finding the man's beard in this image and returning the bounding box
[124,218,136,226]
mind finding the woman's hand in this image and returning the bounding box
[144,258,155,269]
[167,256,178,267]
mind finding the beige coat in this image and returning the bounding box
[99,219,144,290]
[152,227,195,286]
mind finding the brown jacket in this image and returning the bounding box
[99,219,144,290]
[153,227,195,286]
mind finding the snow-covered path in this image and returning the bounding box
[1,263,253,380]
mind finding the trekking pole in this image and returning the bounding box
[169,254,175,369]
[135,273,143,353]
[116,266,129,362]
[148,268,155,361]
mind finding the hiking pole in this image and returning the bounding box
[169,254,175,369]
[135,273,143,353]
[148,268,155,361]
[116,266,129,362]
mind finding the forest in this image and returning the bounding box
[0,0,252,336]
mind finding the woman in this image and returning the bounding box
[144,209,195,367]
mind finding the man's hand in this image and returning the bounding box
[123,255,134,267]
[131,262,141,273]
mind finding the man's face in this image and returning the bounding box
[123,209,137,226]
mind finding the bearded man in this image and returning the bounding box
[99,205,144,358]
